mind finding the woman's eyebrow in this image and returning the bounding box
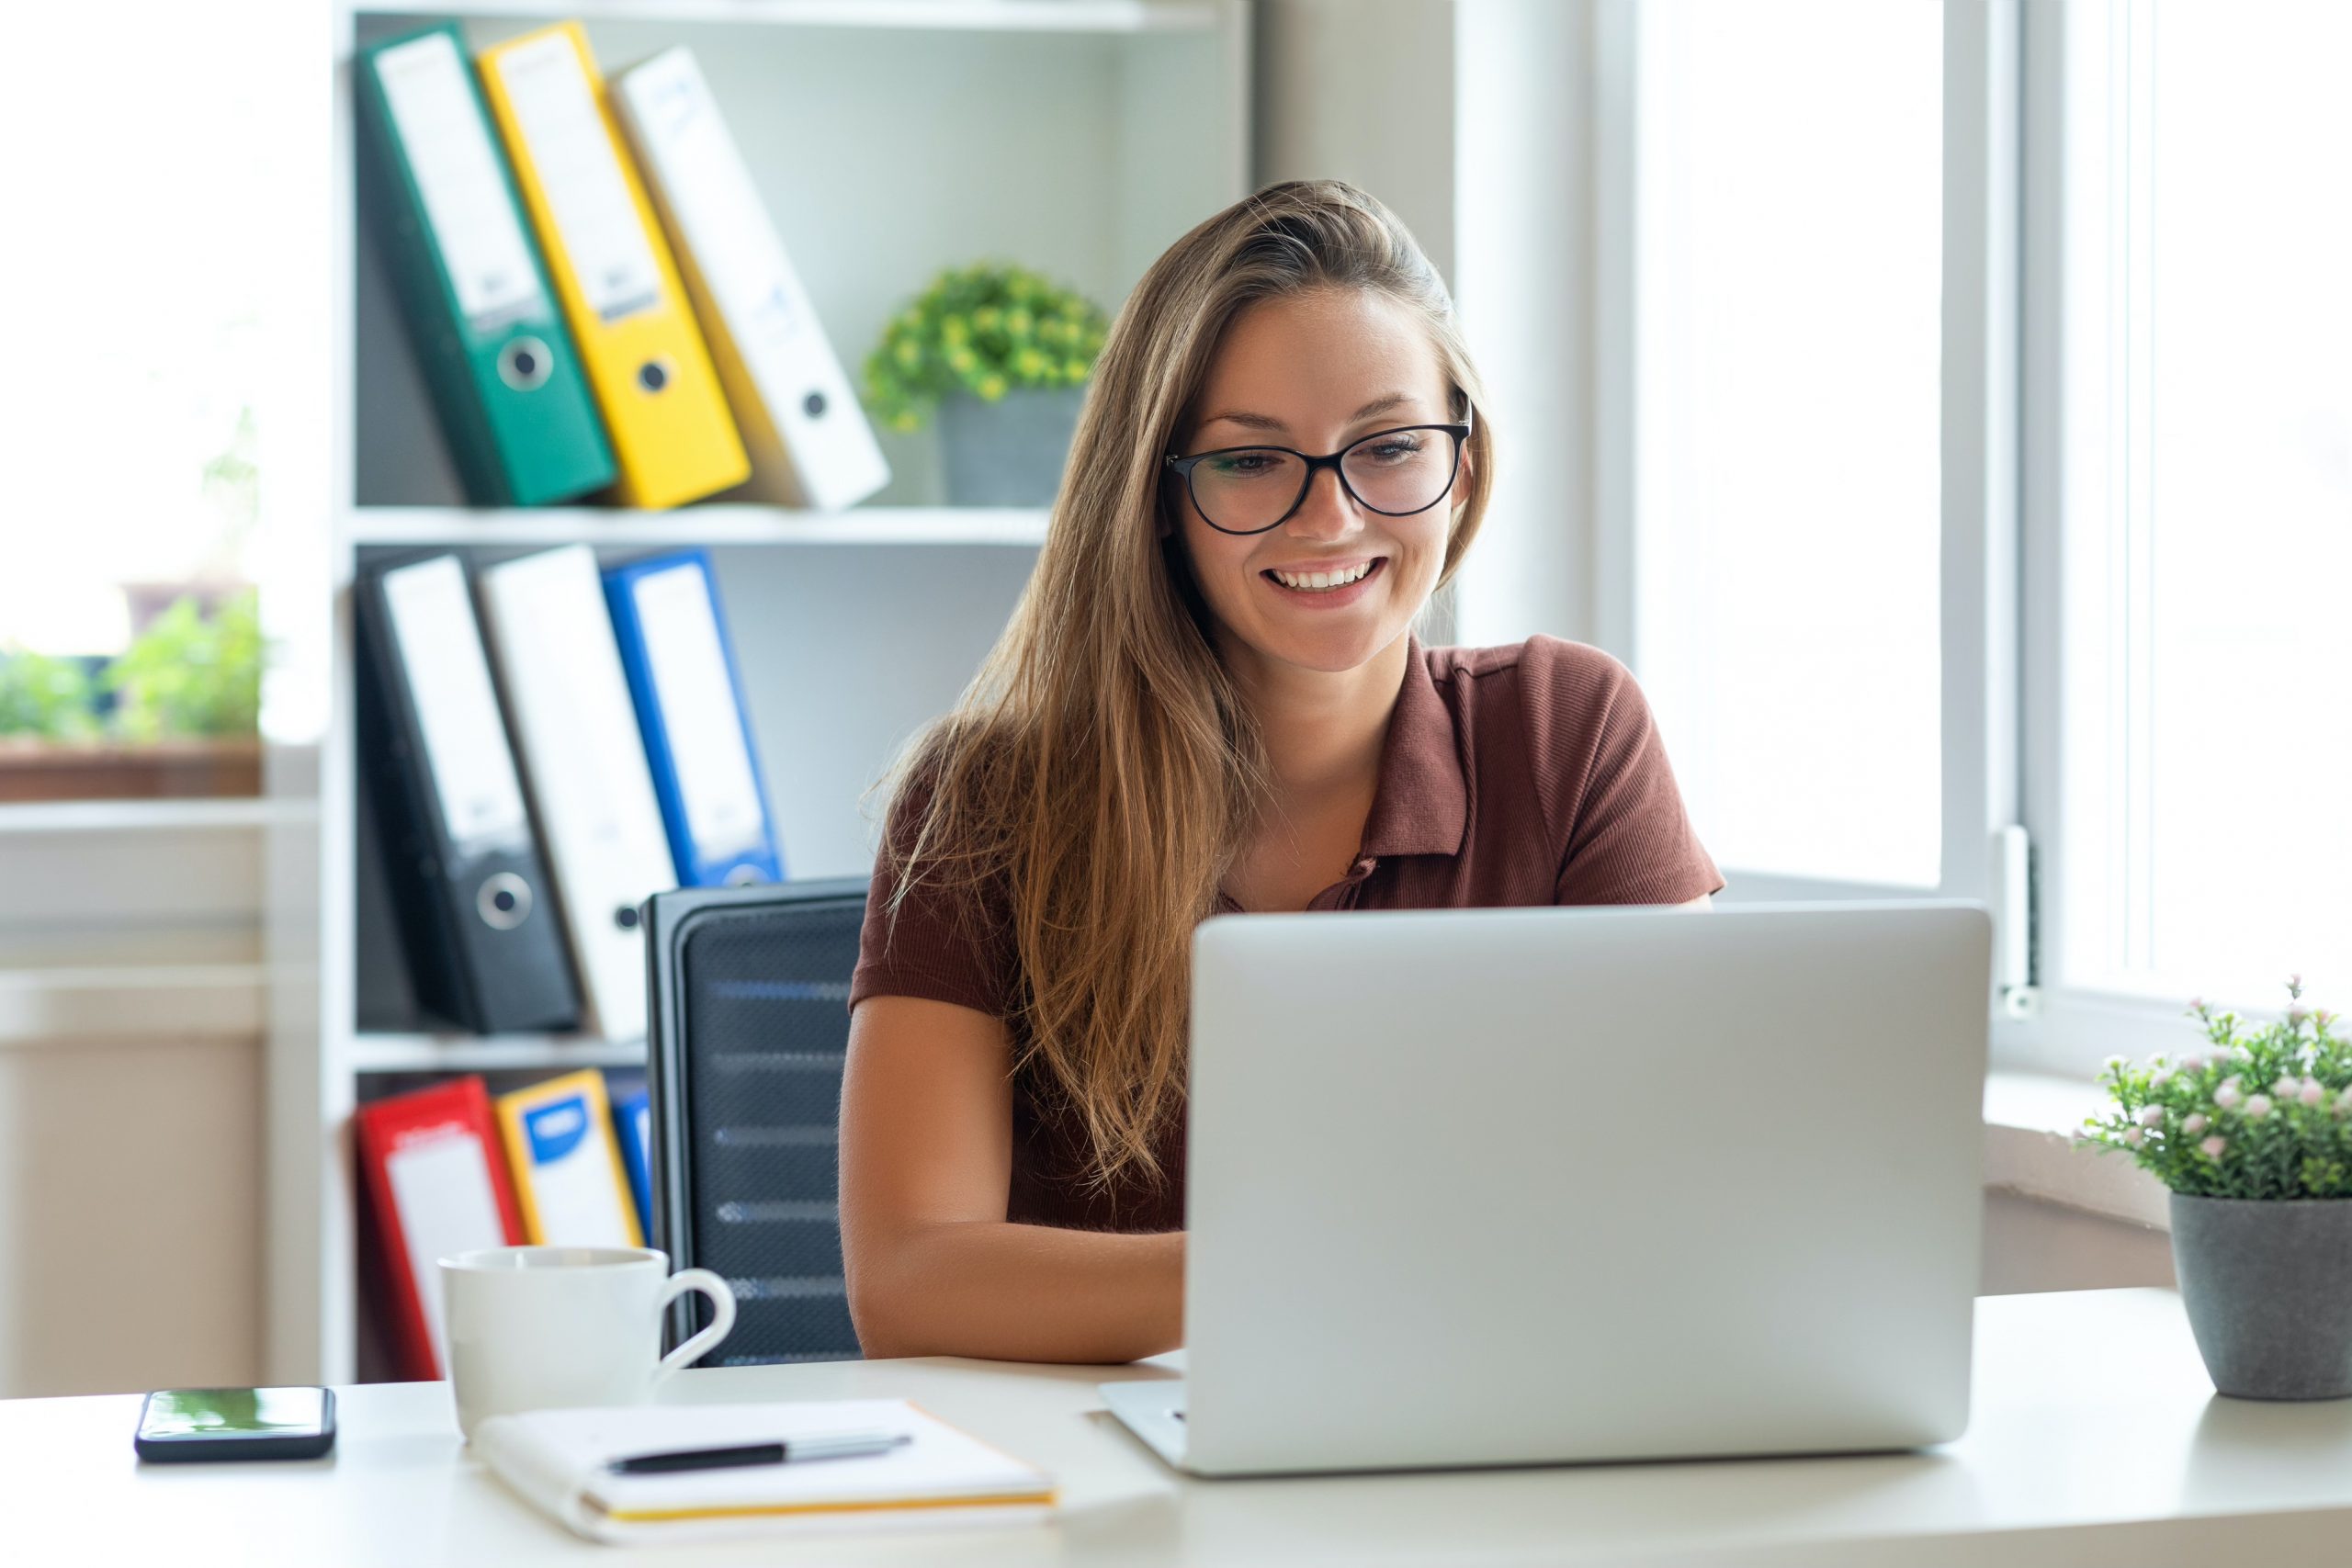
[1198,392,1415,434]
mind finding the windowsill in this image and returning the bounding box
[1984,1068,2168,1232]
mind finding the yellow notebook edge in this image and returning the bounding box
[595,1491,1059,1526]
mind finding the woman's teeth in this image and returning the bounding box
[1270,560,1376,592]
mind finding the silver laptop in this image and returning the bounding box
[1102,900,1991,1477]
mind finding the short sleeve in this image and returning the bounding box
[1527,637,1725,907]
[846,773,1018,1019]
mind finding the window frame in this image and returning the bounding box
[1467,0,2217,1082]
[2002,0,2250,1077]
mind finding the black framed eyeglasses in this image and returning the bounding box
[1163,423,1472,536]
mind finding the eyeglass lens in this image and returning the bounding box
[1188,429,1457,533]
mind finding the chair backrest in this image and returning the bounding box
[644,877,870,1364]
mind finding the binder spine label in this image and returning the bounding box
[383,558,532,855]
[525,1096,590,1164]
[375,32,544,331]
[385,1130,511,1374]
[493,32,664,324]
[633,61,812,354]
[511,1081,637,1247]
[631,565,769,863]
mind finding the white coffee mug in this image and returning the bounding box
[438,1246,736,1441]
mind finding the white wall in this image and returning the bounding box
[0,1035,263,1397]
[1257,0,1604,653]
[1252,0,1458,285]
[0,824,266,1397]
[1982,1191,2174,1297]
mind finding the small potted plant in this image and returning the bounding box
[0,590,264,801]
[0,647,103,787]
[2078,977,2352,1399]
[863,261,1110,506]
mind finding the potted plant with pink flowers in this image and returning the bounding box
[2078,977,2352,1400]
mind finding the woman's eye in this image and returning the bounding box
[1212,454,1279,477]
[1363,439,1422,462]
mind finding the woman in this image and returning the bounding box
[840,180,1721,1364]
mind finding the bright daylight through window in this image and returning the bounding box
[0,8,300,800]
[1631,0,1946,890]
[2049,0,2352,1010]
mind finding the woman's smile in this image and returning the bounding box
[1258,554,1387,608]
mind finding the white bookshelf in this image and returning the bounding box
[263,0,1250,1384]
[349,1032,651,1074]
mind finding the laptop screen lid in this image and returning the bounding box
[1179,900,1990,1477]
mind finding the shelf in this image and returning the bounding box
[350,0,1219,33]
[345,506,1051,549]
[352,1032,650,1074]
[0,796,316,835]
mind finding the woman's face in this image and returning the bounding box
[1169,287,1469,680]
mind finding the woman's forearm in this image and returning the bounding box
[847,1220,1184,1364]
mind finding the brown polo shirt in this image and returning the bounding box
[847,634,1724,1234]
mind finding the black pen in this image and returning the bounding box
[607,1431,911,1474]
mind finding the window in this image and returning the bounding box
[2025,0,2352,1039]
[0,6,303,797]
[1625,0,1949,891]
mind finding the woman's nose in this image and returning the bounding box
[1283,464,1366,541]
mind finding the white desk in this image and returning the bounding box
[9,1289,2352,1566]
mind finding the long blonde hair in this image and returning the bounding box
[881,180,1497,1195]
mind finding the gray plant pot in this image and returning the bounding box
[2170,1193,2352,1399]
[936,386,1085,507]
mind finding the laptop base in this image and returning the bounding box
[1100,1379,1191,1470]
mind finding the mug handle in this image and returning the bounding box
[655,1268,738,1379]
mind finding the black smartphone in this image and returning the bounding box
[133,1387,337,1462]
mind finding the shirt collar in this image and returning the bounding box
[1357,633,1469,861]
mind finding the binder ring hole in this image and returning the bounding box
[477,873,532,931]
[499,337,553,392]
[638,358,673,394]
[802,389,828,419]
[614,906,640,931]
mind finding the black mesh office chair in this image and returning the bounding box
[645,878,869,1365]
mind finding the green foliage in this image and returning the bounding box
[2079,978,2352,1199]
[862,261,1109,433]
[102,590,264,741]
[0,648,99,739]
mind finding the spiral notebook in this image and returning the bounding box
[473,1398,1056,1545]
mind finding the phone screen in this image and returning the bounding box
[139,1387,329,1439]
